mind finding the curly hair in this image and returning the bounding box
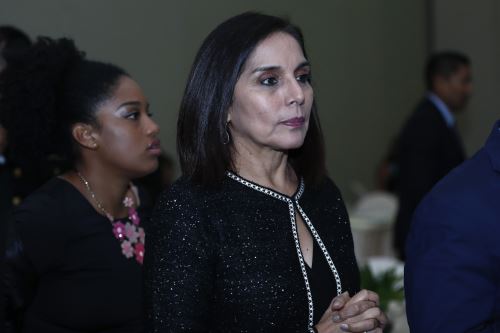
[0,37,128,166]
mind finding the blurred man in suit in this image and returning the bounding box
[0,26,32,210]
[1,25,32,333]
[393,51,472,260]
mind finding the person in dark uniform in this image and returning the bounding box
[144,12,386,333]
[392,51,472,260]
[0,25,32,333]
[0,125,10,211]
[0,26,32,209]
[2,37,160,333]
[0,26,67,211]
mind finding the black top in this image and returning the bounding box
[305,239,338,323]
[4,177,150,333]
[144,173,360,333]
[393,98,465,259]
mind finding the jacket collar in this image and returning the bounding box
[426,92,455,128]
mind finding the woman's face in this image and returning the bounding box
[92,76,160,178]
[228,32,313,153]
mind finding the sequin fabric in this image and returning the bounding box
[144,175,360,333]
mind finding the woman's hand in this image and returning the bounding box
[314,290,387,333]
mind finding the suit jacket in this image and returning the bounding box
[0,163,12,332]
[393,98,465,258]
[405,120,500,332]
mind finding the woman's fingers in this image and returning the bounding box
[365,329,383,333]
[331,300,377,322]
[339,307,387,332]
[340,318,378,332]
[330,291,351,311]
[347,289,380,306]
[320,290,386,333]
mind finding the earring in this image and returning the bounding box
[223,122,230,145]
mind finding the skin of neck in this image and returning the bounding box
[231,136,298,196]
[72,158,132,218]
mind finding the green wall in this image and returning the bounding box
[0,0,427,202]
[433,0,500,155]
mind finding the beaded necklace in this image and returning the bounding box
[77,172,145,264]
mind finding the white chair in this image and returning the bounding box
[348,191,398,265]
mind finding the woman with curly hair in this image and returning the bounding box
[2,37,160,333]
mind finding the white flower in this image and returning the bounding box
[124,222,139,243]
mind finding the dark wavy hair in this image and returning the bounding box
[0,37,128,166]
[178,12,326,187]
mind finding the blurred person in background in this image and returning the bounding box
[136,151,176,203]
[392,51,472,260]
[0,25,32,333]
[0,25,32,212]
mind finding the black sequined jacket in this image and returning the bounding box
[144,173,360,333]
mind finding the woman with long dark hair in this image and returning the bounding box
[145,12,386,333]
[2,37,160,333]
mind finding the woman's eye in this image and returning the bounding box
[260,77,278,86]
[125,112,139,120]
[147,111,154,118]
[297,73,311,84]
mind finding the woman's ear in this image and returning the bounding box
[72,123,99,150]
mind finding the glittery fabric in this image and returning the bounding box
[144,175,360,333]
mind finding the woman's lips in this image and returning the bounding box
[281,117,305,128]
[147,139,161,156]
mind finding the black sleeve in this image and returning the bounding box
[143,183,216,333]
[399,127,440,200]
[3,214,38,333]
[3,189,66,332]
[394,115,444,257]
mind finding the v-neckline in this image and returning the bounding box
[226,171,304,201]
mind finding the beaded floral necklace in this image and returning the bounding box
[77,172,145,264]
